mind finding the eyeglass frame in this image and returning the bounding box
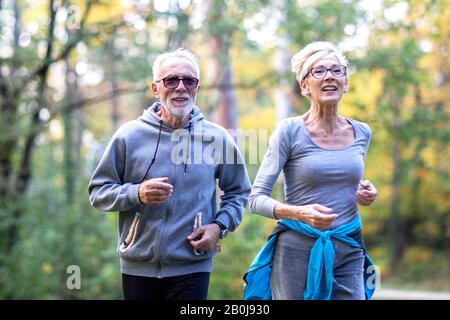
[155,76,199,90]
[302,64,347,80]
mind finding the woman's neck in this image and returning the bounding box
[302,103,343,135]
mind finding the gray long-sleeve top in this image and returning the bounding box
[249,117,371,229]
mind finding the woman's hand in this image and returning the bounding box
[356,179,378,206]
[274,203,338,230]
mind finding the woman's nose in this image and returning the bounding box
[323,70,334,80]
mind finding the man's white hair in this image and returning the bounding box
[152,48,200,81]
[291,41,348,85]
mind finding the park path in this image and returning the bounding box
[373,288,450,300]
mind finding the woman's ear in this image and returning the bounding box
[300,79,309,96]
[343,78,349,93]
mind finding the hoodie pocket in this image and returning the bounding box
[118,211,160,261]
[119,212,141,253]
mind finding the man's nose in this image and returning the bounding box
[175,79,187,91]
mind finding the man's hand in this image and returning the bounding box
[138,177,173,205]
[187,223,221,252]
[356,179,378,206]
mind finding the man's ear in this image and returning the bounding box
[151,82,159,98]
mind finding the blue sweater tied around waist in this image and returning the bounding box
[243,215,376,300]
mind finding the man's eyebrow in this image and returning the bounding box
[163,74,196,78]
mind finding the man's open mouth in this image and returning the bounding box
[172,97,189,102]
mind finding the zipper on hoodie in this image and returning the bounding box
[153,128,178,279]
[153,118,193,278]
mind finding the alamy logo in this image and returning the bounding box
[366,265,381,290]
[66,265,81,290]
[67,5,81,30]
[169,124,282,174]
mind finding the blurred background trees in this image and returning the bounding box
[0,0,448,299]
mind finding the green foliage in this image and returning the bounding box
[388,246,450,291]
[285,0,363,46]
[0,142,121,299]
[1,0,448,299]
[209,210,277,299]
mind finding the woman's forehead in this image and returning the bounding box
[312,54,341,67]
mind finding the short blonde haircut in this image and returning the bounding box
[152,48,200,81]
[291,41,348,85]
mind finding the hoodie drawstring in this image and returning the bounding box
[184,122,192,175]
[139,119,163,184]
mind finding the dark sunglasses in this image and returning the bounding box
[156,76,199,90]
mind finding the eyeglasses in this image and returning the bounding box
[303,65,347,80]
[156,76,199,90]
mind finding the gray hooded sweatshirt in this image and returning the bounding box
[88,103,251,278]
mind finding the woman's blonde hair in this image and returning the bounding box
[291,41,348,86]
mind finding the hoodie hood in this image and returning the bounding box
[138,102,205,177]
[140,102,204,130]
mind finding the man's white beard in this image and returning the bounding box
[165,96,195,118]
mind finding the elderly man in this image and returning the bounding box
[88,48,251,300]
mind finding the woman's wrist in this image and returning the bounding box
[274,203,303,221]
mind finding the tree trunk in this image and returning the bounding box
[388,94,404,274]
[206,0,238,131]
[273,0,294,124]
[63,58,78,204]
[6,0,56,253]
[106,38,120,132]
[211,39,238,131]
[166,0,190,50]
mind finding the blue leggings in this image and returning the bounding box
[122,272,210,300]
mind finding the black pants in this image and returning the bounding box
[122,272,210,300]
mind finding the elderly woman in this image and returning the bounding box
[243,41,378,300]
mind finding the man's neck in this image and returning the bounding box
[157,105,190,129]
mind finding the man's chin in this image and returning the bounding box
[168,106,193,118]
